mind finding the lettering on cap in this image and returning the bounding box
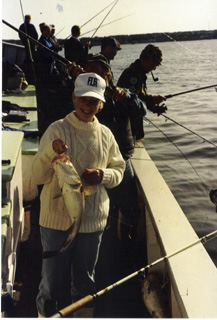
[87,77,98,87]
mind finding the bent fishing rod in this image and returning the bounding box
[51,230,217,318]
[165,84,217,99]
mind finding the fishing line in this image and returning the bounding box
[106,214,133,231]
[160,113,217,148]
[143,116,209,195]
[143,116,212,230]
[160,32,207,61]
[80,13,135,37]
[91,0,119,38]
[81,0,117,29]
[130,4,212,63]
[65,0,117,40]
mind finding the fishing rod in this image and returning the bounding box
[80,13,135,37]
[65,0,117,40]
[165,84,217,99]
[91,0,119,39]
[2,19,71,66]
[19,0,29,50]
[51,229,217,318]
[55,26,65,37]
[82,0,117,29]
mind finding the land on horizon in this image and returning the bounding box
[3,29,217,46]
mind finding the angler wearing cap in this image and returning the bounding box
[117,44,167,139]
[100,36,122,86]
[100,36,122,63]
[49,24,62,52]
[32,73,125,317]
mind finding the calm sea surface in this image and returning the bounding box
[90,39,217,265]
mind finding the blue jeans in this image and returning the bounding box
[107,159,140,225]
[36,227,103,317]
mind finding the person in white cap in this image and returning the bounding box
[32,73,125,317]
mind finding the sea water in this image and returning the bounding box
[90,39,217,265]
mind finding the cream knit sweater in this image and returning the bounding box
[32,111,125,233]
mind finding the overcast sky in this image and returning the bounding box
[2,0,217,40]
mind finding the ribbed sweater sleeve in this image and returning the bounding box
[32,141,57,185]
[101,132,126,189]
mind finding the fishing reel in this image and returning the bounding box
[149,103,167,116]
[66,63,85,79]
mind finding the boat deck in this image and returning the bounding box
[12,197,150,318]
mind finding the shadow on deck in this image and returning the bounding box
[12,197,149,318]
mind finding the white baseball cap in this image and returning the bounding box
[74,73,106,102]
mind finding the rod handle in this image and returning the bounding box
[52,294,94,318]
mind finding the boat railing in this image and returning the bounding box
[131,144,217,318]
[1,85,39,307]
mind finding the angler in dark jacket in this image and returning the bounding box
[117,44,167,139]
[37,24,60,79]
[64,25,91,67]
[19,14,38,62]
[97,88,147,160]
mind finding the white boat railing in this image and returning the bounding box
[131,145,217,318]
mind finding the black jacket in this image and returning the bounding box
[97,90,147,159]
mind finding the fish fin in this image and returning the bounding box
[83,186,97,196]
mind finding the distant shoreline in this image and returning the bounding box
[3,29,217,46]
[89,29,217,46]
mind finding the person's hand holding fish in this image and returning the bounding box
[52,138,68,154]
[82,168,103,185]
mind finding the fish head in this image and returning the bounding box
[52,155,81,187]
